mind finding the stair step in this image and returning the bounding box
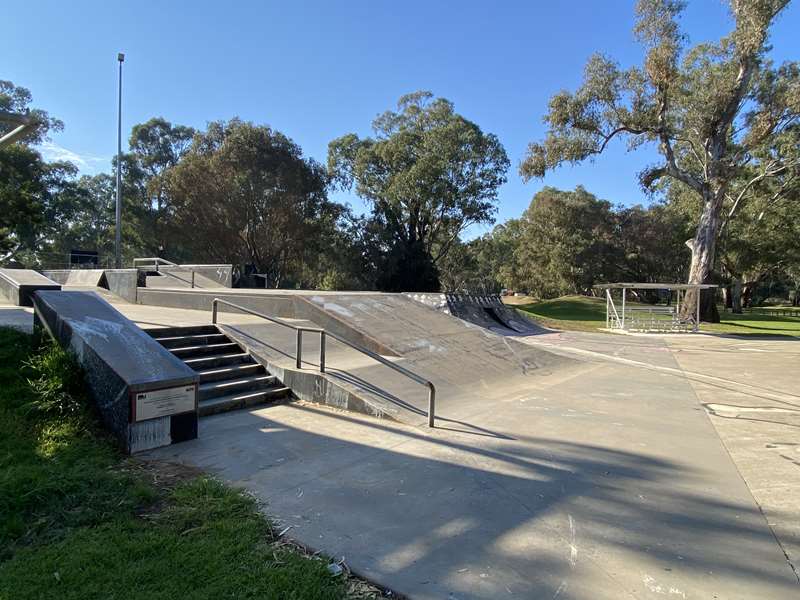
[141,323,293,417]
[171,342,241,359]
[197,363,265,383]
[199,374,277,401]
[145,325,220,339]
[156,333,230,349]
[199,387,291,417]
[184,352,254,369]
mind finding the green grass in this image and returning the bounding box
[514,295,800,337]
[514,295,609,332]
[0,327,351,599]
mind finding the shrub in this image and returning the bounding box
[24,339,87,416]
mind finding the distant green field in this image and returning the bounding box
[514,295,800,337]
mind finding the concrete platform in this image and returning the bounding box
[0,268,60,306]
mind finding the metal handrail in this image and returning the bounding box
[211,298,436,427]
[134,258,198,288]
[133,257,178,270]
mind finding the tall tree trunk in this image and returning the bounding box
[742,281,755,309]
[730,279,743,314]
[722,286,732,310]
[682,190,722,323]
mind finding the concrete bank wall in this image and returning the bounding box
[33,290,199,453]
[43,269,138,303]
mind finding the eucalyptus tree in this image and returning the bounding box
[328,91,509,292]
[124,117,196,256]
[520,0,799,321]
[512,187,620,298]
[716,170,800,310]
[0,80,76,264]
[166,119,341,287]
[0,79,62,144]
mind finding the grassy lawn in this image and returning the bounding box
[512,295,800,337]
[0,327,375,600]
[512,295,608,332]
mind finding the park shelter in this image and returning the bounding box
[593,282,717,333]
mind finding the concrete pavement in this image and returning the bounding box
[142,303,799,598]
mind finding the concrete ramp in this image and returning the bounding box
[66,269,105,287]
[134,288,586,425]
[44,269,138,303]
[409,292,545,335]
[293,293,585,425]
[0,269,60,306]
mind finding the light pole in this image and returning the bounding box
[115,52,125,269]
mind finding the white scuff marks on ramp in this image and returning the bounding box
[552,580,568,598]
[643,574,686,598]
[409,339,446,353]
[310,296,354,318]
[68,316,124,342]
[567,514,578,568]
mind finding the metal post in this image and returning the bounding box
[114,53,124,269]
[621,287,626,329]
[605,289,610,329]
[212,299,218,324]
[296,329,302,369]
[191,271,195,288]
[319,332,326,373]
[427,385,436,428]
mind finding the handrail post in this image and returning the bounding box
[319,331,326,373]
[212,299,218,324]
[191,271,195,289]
[296,329,302,369]
[427,384,436,428]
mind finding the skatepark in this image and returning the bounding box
[0,264,798,599]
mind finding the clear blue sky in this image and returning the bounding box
[3,1,798,238]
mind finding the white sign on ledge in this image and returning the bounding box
[134,385,196,422]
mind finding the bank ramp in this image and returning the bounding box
[134,288,586,426]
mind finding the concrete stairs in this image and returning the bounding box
[145,325,291,416]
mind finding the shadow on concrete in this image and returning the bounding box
[225,322,519,440]
[179,402,798,598]
[0,307,34,332]
[325,367,515,439]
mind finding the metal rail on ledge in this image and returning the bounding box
[211,298,436,427]
[133,257,178,270]
[133,257,198,288]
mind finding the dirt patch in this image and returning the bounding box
[119,457,204,493]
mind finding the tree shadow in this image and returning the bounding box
[154,403,800,598]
